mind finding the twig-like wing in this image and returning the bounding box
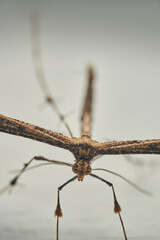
[0,114,72,150]
[81,66,94,137]
[97,139,160,155]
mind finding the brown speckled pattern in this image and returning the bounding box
[0,114,160,163]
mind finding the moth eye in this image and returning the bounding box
[72,163,78,174]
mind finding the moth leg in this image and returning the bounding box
[90,173,128,240]
[30,14,73,137]
[55,176,77,240]
[0,156,72,195]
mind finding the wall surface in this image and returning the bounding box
[0,0,160,239]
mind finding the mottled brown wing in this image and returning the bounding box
[97,139,160,155]
[0,114,72,150]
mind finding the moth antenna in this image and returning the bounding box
[93,167,152,196]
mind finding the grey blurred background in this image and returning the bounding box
[0,0,160,239]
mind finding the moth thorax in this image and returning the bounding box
[72,161,92,181]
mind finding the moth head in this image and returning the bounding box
[72,160,92,181]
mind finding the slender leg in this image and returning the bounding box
[0,156,72,195]
[30,13,73,137]
[90,173,128,240]
[81,66,95,138]
[55,176,77,240]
